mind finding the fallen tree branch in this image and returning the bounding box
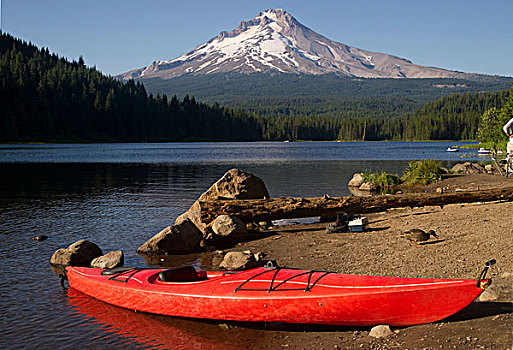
[199,187,513,225]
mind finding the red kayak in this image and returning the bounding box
[65,263,492,327]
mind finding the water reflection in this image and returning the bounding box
[67,289,255,350]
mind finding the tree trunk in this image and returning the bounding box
[199,187,513,225]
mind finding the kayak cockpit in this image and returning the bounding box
[154,266,235,284]
[158,266,207,282]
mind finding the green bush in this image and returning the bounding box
[362,171,402,188]
[402,159,442,185]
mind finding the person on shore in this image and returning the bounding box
[502,117,513,172]
[503,117,513,154]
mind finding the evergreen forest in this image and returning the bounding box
[1,32,511,142]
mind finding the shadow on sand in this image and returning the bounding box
[441,301,513,323]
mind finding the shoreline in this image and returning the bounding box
[213,174,513,349]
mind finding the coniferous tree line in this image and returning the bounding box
[0,32,511,142]
[0,33,262,142]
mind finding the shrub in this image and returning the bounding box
[402,159,442,185]
[362,171,401,188]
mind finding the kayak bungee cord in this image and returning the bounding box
[234,267,332,293]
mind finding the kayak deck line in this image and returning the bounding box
[69,267,144,284]
[220,279,466,289]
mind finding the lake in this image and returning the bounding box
[0,141,481,349]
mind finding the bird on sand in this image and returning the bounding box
[402,229,438,246]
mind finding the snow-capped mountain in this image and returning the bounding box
[118,9,468,80]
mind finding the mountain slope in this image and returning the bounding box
[118,9,476,80]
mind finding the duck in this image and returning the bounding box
[402,229,438,246]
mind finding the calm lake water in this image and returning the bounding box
[0,141,480,349]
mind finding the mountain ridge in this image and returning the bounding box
[118,9,481,80]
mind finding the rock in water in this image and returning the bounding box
[369,325,393,338]
[212,215,248,244]
[91,250,124,269]
[50,240,103,267]
[32,235,48,241]
[359,181,378,192]
[137,219,203,255]
[348,173,364,187]
[175,169,269,234]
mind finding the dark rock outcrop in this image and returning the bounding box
[137,219,203,255]
[50,240,103,267]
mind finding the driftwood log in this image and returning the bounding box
[199,187,513,225]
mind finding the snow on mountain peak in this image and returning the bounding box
[119,9,465,80]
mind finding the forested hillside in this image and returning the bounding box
[0,33,261,142]
[0,33,511,142]
[403,90,511,140]
[143,73,511,120]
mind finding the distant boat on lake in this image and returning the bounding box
[478,148,491,155]
[446,147,459,152]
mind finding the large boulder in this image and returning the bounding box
[212,215,248,244]
[175,169,269,233]
[91,250,124,269]
[50,240,103,267]
[137,219,203,255]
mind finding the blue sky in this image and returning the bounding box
[2,0,512,77]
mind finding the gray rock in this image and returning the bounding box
[451,163,466,173]
[219,251,258,270]
[50,240,103,267]
[451,162,485,174]
[359,181,378,191]
[91,250,124,269]
[348,173,364,187]
[212,215,248,244]
[137,219,203,254]
[478,288,498,302]
[484,164,495,173]
[369,325,393,338]
[175,169,269,234]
